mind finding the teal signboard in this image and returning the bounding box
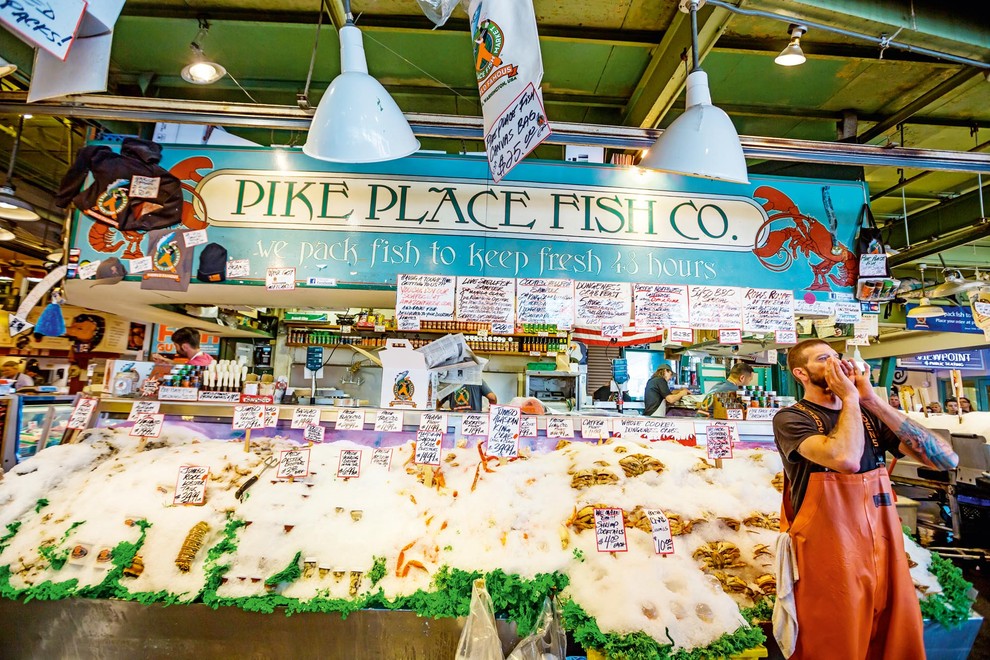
[71,146,866,296]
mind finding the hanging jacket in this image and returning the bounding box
[55,138,183,232]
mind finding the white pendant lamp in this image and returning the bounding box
[907,264,945,319]
[0,222,14,241]
[0,116,40,222]
[180,21,226,85]
[303,5,419,163]
[639,0,748,184]
[930,268,984,299]
[775,25,807,67]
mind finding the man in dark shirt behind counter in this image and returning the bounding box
[770,338,957,659]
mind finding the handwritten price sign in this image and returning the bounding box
[266,267,296,291]
[546,417,575,439]
[67,397,98,430]
[371,447,393,470]
[374,410,403,433]
[127,400,160,421]
[277,449,311,479]
[487,405,521,458]
[263,406,280,428]
[336,449,362,478]
[173,466,209,506]
[291,407,321,429]
[130,414,165,437]
[335,409,365,431]
[303,424,326,443]
[519,416,538,438]
[706,422,734,460]
[419,412,447,433]
[581,417,611,439]
[461,413,490,437]
[232,405,265,430]
[594,507,628,553]
[485,82,551,183]
[645,508,674,555]
[415,430,443,465]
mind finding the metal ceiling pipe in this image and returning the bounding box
[704,0,990,70]
[887,218,990,266]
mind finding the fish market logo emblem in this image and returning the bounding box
[95,179,130,220]
[154,231,182,274]
[473,19,517,95]
[390,370,416,408]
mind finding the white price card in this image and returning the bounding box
[581,417,611,440]
[183,229,208,247]
[725,408,745,420]
[415,430,443,465]
[67,397,98,429]
[303,424,326,443]
[397,317,420,331]
[746,407,779,421]
[374,410,403,433]
[277,448,311,479]
[266,267,296,291]
[263,406,280,428]
[719,328,742,345]
[226,259,250,279]
[336,449,362,478]
[129,256,152,274]
[706,422,734,460]
[127,400,160,421]
[519,416,538,438]
[601,323,624,338]
[232,405,265,430]
[669,327,693,343]
[78,261,100,280]
[291,407,321,429]
[461,413,490,437]
[492,322,514,335]
[371,447,393,470]
[173,466,209,506]
[645,509,675,555]
[775,329,798,345]
[594,507,628,553]
[334,409,365,431]
[129,414,165,437]
[546,416,575,439]
[130,175,161,198]
[487,405,521,458]
[419,412,447,433]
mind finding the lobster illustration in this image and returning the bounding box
[87,156,213,256]
[751,185,856,291]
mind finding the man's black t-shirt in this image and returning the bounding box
[643,377,672,416]
[772,400,902,515]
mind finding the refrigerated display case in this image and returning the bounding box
[0,394,76,471]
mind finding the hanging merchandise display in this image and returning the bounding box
[141,228,194,292]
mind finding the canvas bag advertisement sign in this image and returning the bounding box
[469,0,551,182]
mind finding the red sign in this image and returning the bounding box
[154,325,221,356]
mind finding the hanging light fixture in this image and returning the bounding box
[0,116,40,222]
[0,222,15,241]
[931,268,984,298]
[775,24,807,66]
[908,264,945,318]
[0,57,16,78]
[639,0,748,183]
[303,0,419,163]
[180,19,227,85]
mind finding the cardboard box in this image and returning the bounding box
[379,339,439,410]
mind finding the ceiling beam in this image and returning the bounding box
[886,184,990,251]
[622,3,731,128]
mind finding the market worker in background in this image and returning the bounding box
[771,339,957,659]
[151,327,215,367]
[1,361,33,389]
[438,381,497,412]
[945,398,959,415]
[888,389,902,409]
[927,401,943,414]
[960,396,974,413]
[707,362,755,394]
[643,364,689,416]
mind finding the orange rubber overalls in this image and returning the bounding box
[781,405,926,659]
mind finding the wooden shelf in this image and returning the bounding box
[284,322,568,339]
[285,343,560,357]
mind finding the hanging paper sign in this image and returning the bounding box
[742,288,796,333]
[634,284,690,329]
[419,412,447,433]
[397,274,456,320]
[775,329,798,345]
[669,327,693,343]
[689,286,743,329]
[456,277,515,324]
[232,405,265,430]
[793,299,836,317]
[277,448,312,479]
[581,417,611,439]
[78,260,100,280]
[67,397,98,429]
[546,416,574,438]
[335,409,365,431]
[719,329,742,344]
[183,229,208,248]
[645,509,674,555]
[601,323,624,338]
[970,293,990,330]
[263,406,280,428]
[226,259,251,279]
[0,0,87,61]
[303,424,326,443]
[594,507,627,553]
[859,254,888,278]
[336,449,362,478]
[461,413,490,437]
[266,267,296,291]
[374,409,403,432]
[7,314,32,337]
[397,317,420,331]
[487,405,521,457]
[415,430,443,465]
[129,414,165,437]
[371,447,393,470]
[516,278,575,329]
[746,407,779,421]
[291,407,321,429]
[575,281,631,326]
[173,466,209,506]
[483,82,552,183]
[706,422,733,459]
[834,302,862,324]
[127,400,160,421]
[519,415,538,437]
[129,256,153,274]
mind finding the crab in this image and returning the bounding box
[693,541,746,570]
[692,458,717,472]
[570,469,620,490]
[625,507,653,533]
[772,472,785,493]
[755,573,776,596]
[752,544,773,560]
[718,517,742,531]
[712,571,753,598]
[743,512,780,530]
[668,513,705,536]
[618,453,666,478]
[566,504,610,532]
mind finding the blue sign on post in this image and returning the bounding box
[900,349,986,370]
[904,305,982,334]
[306,346,324,372]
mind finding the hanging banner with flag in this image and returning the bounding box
[469,0,552,183]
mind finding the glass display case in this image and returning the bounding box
[1,395,77,470]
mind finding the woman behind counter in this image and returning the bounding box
[643,364,690,416]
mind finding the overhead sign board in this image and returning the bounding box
[900,349,986,371]
[905,305,983,335]
[1,0,87,60]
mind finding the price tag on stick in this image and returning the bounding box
[371,447,393,470]
[645,509,675,555]
[173,466,209,506]
[336,449,362,478]
[415,431,443,465]
[130,414,165,437]
[594,507,628,553]
[67,397,98,430]
[277,448,311,479]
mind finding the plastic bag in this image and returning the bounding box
[416,0,460,26]
[455,578,504,660]
[507,596,566,660]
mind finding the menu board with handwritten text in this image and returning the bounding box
[689,286,743,329]
[742,288,796,333]
[397,274,456,321]
[516,278,575,329]
[575,281,631,326]
[456,277,515,324]
[634,284,690,329]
